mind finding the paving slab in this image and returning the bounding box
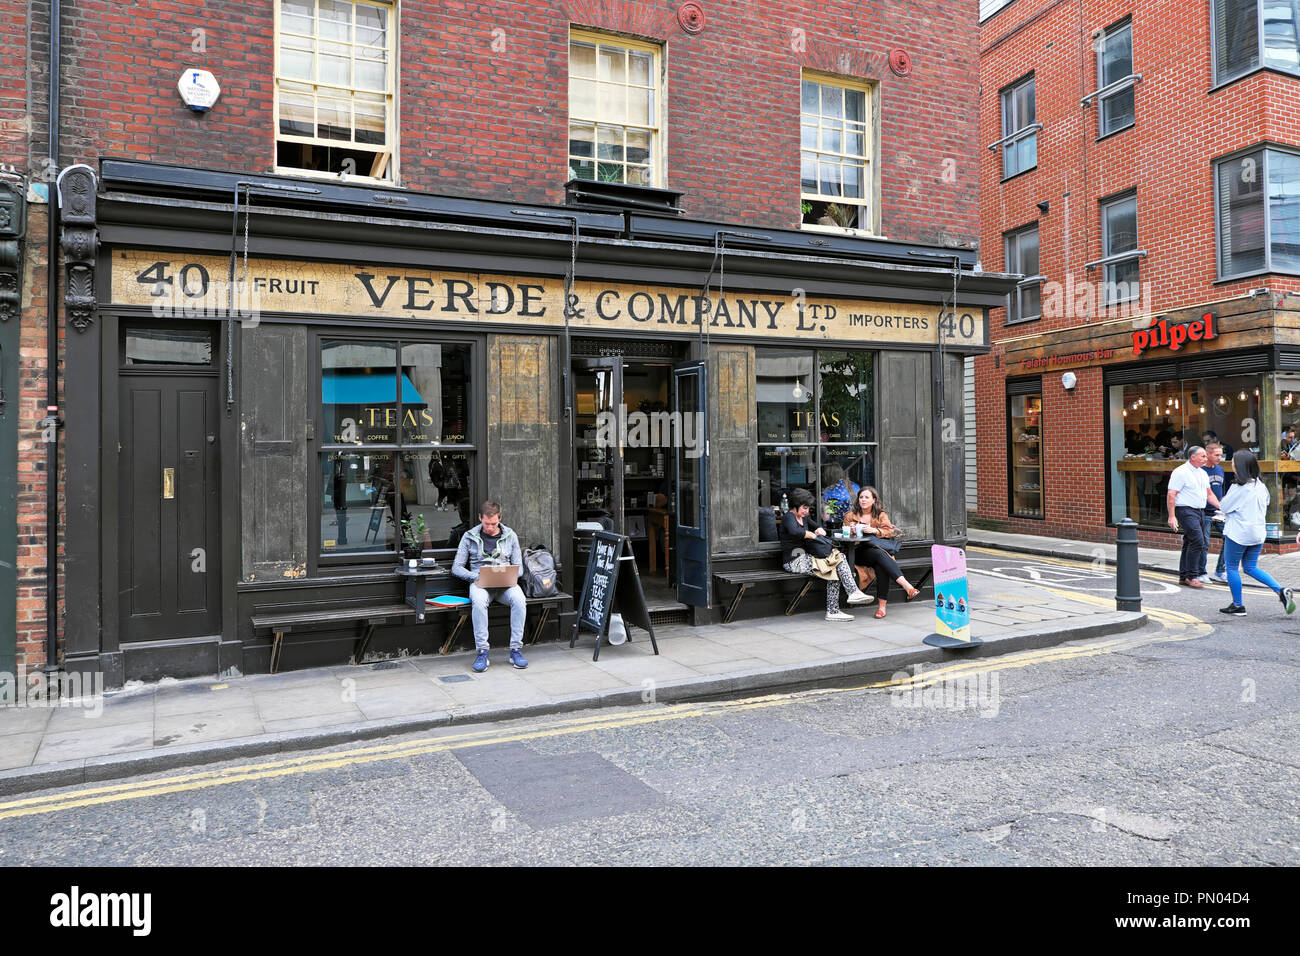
[0,732,45,771]
[33,720,156,764]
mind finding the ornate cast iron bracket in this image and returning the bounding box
[0,171,26,323]
[57,165,98,333]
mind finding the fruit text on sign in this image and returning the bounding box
[1131,312,1217,356]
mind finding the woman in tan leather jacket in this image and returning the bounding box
[843,486,922,619]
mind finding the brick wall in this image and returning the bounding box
[974,0,1300,552]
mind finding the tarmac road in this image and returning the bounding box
[1,546,1296,865]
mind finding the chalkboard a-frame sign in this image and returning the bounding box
[570,531,659,661]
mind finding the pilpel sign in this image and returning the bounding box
[1131,312,1217,356]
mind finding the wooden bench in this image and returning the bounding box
[252,604,418,675]
[714,548,935,625]
[434,592,571,655]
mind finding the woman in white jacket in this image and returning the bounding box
[1218,450,1295,616]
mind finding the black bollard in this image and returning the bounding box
[1115,518,1142,612]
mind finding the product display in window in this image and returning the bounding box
[1008,392,1043,518]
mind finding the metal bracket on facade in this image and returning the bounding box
[0,170,26,324]
[56,165,99,333]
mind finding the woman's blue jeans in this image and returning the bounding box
[1222,537,1283,607]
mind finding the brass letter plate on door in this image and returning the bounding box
[163,467,175,499]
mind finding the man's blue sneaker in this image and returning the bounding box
[472,650,489,672]
[509,648,528,669]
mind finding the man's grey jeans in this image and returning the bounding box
[469,583,526,651]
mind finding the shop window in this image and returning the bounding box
[756,349,875,534]
[1007,388,1043,518]
[1216,147,1300,278]
[318,339,474,559]
[800,73,875,232]
[1004,224,1042,324]
[996,74,1038,180]
[1099,194,1141,304]
[568,31,661,187]
[1213,0,1300,86]
[275,0,396,181]
[1108,374,1273,529]
[1093,19,1136,137]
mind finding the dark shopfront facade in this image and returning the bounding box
[64,160,1014,686]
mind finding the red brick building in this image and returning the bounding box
[4,0,1013,682]
[974,0,1300,551]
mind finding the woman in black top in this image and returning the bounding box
[779,488,873,621]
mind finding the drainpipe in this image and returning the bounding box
[42,0,62,682]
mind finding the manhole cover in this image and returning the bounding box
[439,674,472,683]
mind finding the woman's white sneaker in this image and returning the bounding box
[826,611,855,622]
[847,590,875,605]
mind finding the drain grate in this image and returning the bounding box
[646,608,689,627]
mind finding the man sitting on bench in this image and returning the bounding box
[452,500,528,673]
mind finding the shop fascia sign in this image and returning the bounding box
[1131,312,1217,356]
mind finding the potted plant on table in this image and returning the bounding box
[399,514,427,562]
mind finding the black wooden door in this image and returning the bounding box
[673,361,709,607]
[118,374,222,640]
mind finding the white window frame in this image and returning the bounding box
[1096,193,1143,305]
[1215,146,1300,279]
[567,29,664,188]
[273,0,398,184]
[1086,19,1139,138]
[1004,224,1043,324]
[992,74,1039,180]
[799,71,877,236]
[1212,0,1300,86]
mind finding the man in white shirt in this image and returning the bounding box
[1166,445,1221,588]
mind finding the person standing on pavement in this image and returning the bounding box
[1218,451,1296,616]
[452,500,528,672]
[1166,445,1221,588]
[1200,442,1228,584]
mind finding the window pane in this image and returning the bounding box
[757,446,816,508]
[279,84,314,136]
[1101,25,1133,85]
[819,351,873,444]
[820,123,842,153]
[1105,198,1138,253]
[355,51,387,91]
[596,124,623,161]
[597,83,625,121]
[820,448,873,527]
[801,155,816,192]
[124,328,214,365]
[570,77,597,118]
[757,351,815,443]
[819,161,840,195]
[598,46,626,82]
[571,41,597,78]
[321,451,396,554]
[626,127,650,164]
[354,92,385,144]
[801,123,817,149]
[1009,393,1043,518]
[569,121,595,158]
[1101,87,1135,134]
[822,84,843,118]
[1216,0,1261,82]
[401,343,472,445]
[1107,258,1140,302]
[1218,151,1267,275]
[628,87,652,125]
[571,159,595,180]
[318,0,352,41]
[629,50,653,85]
[1021,282,1042,320]
[280,37,314,80]
[356,4,387,46]
[845,89,866,122]
[402,451,473,550]
[319,42,351,86]
[282,0,314,34]
[845,129,865,157]
[1269,149,1300,270]
[801,79,819,113]
[1263,0,1300,71]
[626,164,653,186]
[322,340,398,445]
[317,95,351,140]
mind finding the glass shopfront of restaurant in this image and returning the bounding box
[1105,353,1300,540]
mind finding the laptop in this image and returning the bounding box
[477,564,520,588]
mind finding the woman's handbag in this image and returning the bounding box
[856,565,876,591]
[805,533,835,559]
[809,549,845,580]
[864,534,901,555]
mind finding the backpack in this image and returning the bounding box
[520,545,558,598]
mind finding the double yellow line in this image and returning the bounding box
[0,589,1205,821]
